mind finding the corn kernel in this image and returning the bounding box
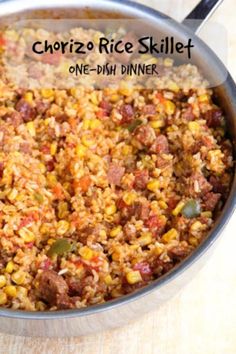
[138,232,152,246]
[112,251,120,261]
[79,246,94,260]
[188,121,200,133]
[126,270,142,284]
[7,188,18,201]
[168,81,179,93]
[47,173,57,186]
[4,285,17,297]
[164,100,176,115]
[39,163,46,173]
[90,91,99,105]
[123,191,136,206]
[104,275,113,285]
[90,119,102,129]
[189,236,198,247]
[26,121,36,137]
[162,228,179,243]
[58,201,69,219]
[57,220,70,235]
[201,211,212,218]
[50,142,57,156]
[19,227,36,243]
[150,120,165,129]
[82,119,90,130]
[110,225,122,238]
[81,135,95,147]
[147,179,160,192]
[41,88,54,99]
[198,94,209,102]
[5,261,14,274]
[105,204,117,215]
[159,200,168,209]
[110,94,120,103]
[24,91,33,103]
[0,291,7,305]
[0,275,6,288]
[190,221,203,232]
[47,238,55,245]
[99,229,107,238]
[122,145,132,156]
[11,271,26,285]
[40,223,50,235]
[172,201,185,216]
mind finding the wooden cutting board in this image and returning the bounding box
[0,1,235,353]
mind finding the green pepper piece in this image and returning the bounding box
[34,192,44,204]
[181,199,201,219]
[47,238,72,257]
[127,119,142,132]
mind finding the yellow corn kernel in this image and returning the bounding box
[79,246,94,260]
[82,119,91,130]
[57,220,70,235]
[16,286,28,298]
[164,58,174,67]
[130,244,139,250]
[105,204,117,216]
[155,245,164,256]
[11,271,26,285]
[159,200,168,210]
[81,135,95,147]
[190,221,203,232]
[201,211,212,218]
[90,119,102,129]
[93,32,102,46]
[126,270,142,284]
[123,191,136,206]
[24,91,33,103]
[138,232,152,246]
[44,118,51,126]
[40,223,50,235]
[58,201,69,219]
[7,188,18,202]
[4,285,17,297]
[47,173,57,186]
[0,275,6,288]
[5,261,14,274]
[147,179,160,192]
[168,81,179,93]
[198,94,209,103]
[50,142,57,156]
[41,88,54,99]
[90,91,99,105]
[47,238,55,245]
[99,229,107,238]
[19,227,35,243]
[172,201,185,216]
[122,145,132,156]
[39,163,46,173]
[104,274,113,285]
[112,251,120,261]
[110,94,120,103]
[164,100,176,115]
[145,57,158,65]
[189,236,199,247]
[188,121,200,133]
[110,225,122,238]
[150,120,165,129]
[26,121,36,137]
[0,291,7,305]
[162,228,179,243]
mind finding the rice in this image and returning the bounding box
[0,26,233,311]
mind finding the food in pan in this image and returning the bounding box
[0,27,233,310]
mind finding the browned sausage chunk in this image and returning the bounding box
[15,99,36,122]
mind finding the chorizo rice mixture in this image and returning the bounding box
[0,27,233,311]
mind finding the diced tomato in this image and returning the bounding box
[41,52,61,66]
[145,215,166,233]
[40,258,52,270]
[25,242,34,249]
[156,92,165,103]
[52,183,65,200]
[0,36,6,47]
[96,109,107,119]
[19,211,39,229]
[74,175,91,193]
[41,144,50,154]
[167,197,179,211]
[68,117,77,130]
[116,198,129,210]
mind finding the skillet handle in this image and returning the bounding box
[182,0,223,33]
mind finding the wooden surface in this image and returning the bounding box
[1,0,236,353]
